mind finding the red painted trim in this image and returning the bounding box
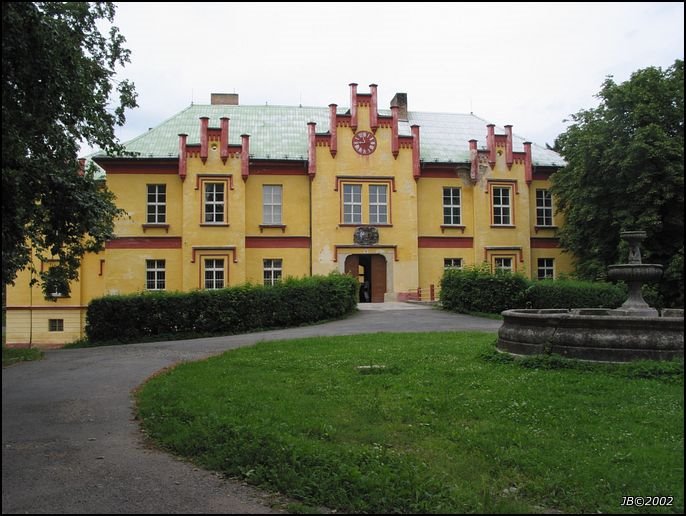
[200,117,209,163]
[391,106,399,158]
[334,245,398,262]
[411,125,420,179]
[487,124,496,168]
[369,84,378,131]
[191,246,238,263]
[251,162,307,175]
[335,176,396,192]
[469,139,478,180]
[533,167,557,180]
[97,158,179,176]
[524,142,532,184]
[195,174,234,190]
[106,237,182,249]
[530,238,560,248]
[178,134,187,180]
[505,125,514,169]
[329,104,337,157]
[349,83,358,130]
[220,117,230,163]
[241,134,250,180]
[418,236,474,248]
[245,236,311,248]
[307,122,316,179]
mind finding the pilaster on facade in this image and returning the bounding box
[307,122,316,179]
[369,83,378,132]
[241,134,250,181]
[411,125,421,180]
[220,117,230,163]
[178,133,188,180]
[391,105,400,158]
[523,142,533,184]
[486,124,497,169]
[200,117,209,163]
[349,82,358,131]
[328,104,337,157]
[504,125,514,170]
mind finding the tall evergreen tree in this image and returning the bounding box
[2,2,137,297]
[552,59,684,306]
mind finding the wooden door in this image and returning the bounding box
[370,255,387,303]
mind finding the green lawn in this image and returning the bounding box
[136,332,684,514]
[2,346,43,366]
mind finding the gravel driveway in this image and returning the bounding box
[2,306,500,514]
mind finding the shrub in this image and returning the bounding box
[440,264,529,314]
[521,279,627,309]
[85,273,358,343]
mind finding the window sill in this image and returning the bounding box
[142,223,170,233]
[534,225,558,233]
[440,225,465,233]
[339,223,393,227]
[491,224,516,228]
[260,224,286,233]
[200,223,230,227]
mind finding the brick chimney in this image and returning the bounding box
[391,92,408,121]
[211,93,239,105]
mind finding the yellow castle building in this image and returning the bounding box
[5,83,572,347]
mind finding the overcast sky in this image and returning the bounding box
[90,2,684,155]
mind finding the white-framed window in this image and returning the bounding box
[443,187,461,225]
[263,185,282,225]
[444,258,463,270]
[536,189,553,226]
[263,259,283,286]
[204,258,225,289]
[48,319,64,332]
[146,184,166,223]
[146,259,166,290]
[369,185,388,224]
[343,184,362,224]
[204,182,225,223]
[537,258,555,280]
[494,257,513,274]
[492,187,512,225]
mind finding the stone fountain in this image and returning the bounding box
[497,231,684,362]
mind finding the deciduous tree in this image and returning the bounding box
[2,2,136,297]
[552,60,684,306]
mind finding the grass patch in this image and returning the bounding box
[136,332,684,514]
[3,347,43,366]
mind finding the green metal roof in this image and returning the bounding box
[92,104,565,167]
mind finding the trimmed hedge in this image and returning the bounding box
[440,266,529,314]
[521,280,627,309]
[440,266,630,314]
[85,273,358,343]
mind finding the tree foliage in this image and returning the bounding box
[552,60,684,306]
[2,2,137,297]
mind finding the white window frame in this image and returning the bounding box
[204,258,225,289]
[444,258,463,270]
[146,184,166,224]
[369,184,388,224]
[146,259,166,290]
[204,182,225,224]
[494,257,514,274]
[536,189,554,227]
[492,187,512,225]
[443,187,461,225]
[262,185,283,225]
[263,259,283,286]
[343,184,362,224]
[537,258,555,280]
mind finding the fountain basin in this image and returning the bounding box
[498,308,684,362]
[607,264,663,282]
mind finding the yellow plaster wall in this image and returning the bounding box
[245,175,310,235]
[244,248,310,284]
[103,248,183,295]
[311,104,419,295]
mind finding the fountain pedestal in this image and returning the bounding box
[607,231,662,317]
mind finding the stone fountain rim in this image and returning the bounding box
[502,308,684,321]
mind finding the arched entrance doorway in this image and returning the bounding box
[344,254,387,303]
